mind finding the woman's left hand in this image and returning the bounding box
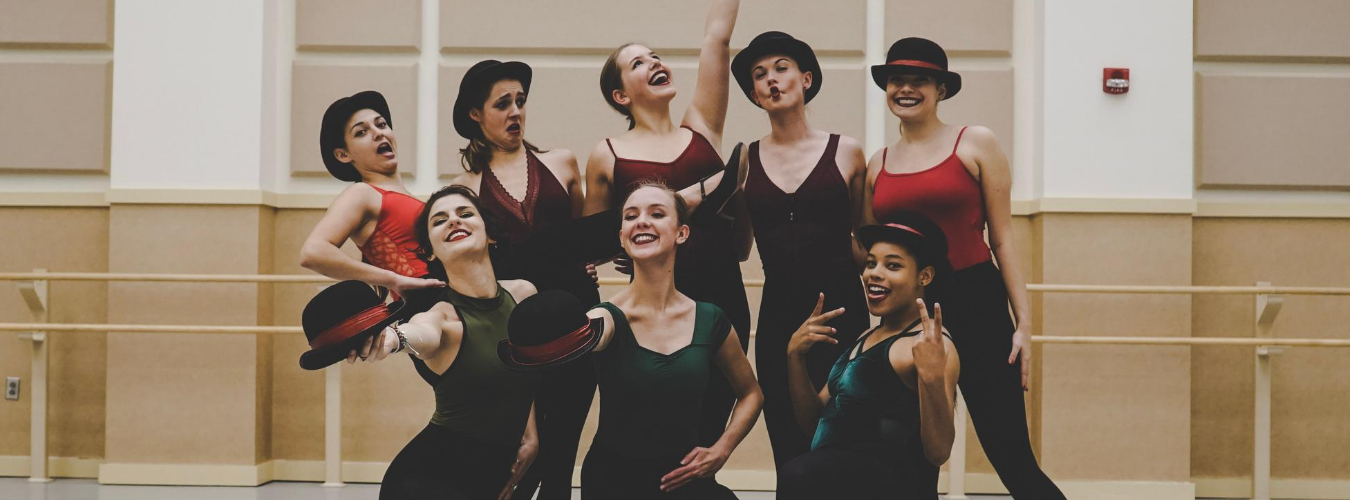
[1008,327,1032,391]
[660,445,729,492]
[497,438,538,500]
[585,263,599,285]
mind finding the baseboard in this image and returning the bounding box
[1056,480,1195,500]
[0,456,102,479]
[1195,477,1350,499]
[97,462,274,486]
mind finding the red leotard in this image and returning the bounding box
[871,127,992,270]
[360,184,429,279]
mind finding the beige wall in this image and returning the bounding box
[1195,0,1350,191]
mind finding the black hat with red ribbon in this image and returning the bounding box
[870,37,962,100]
[498,290,603,372]
[299,280,414,370]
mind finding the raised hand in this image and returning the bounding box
[660,445,730,492]
[912,299,947,382]
[787,293,845,357]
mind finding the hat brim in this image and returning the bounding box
[497,317,603,372]
[453,61,533,140]
[732,38,822,107]
[869,65,962,100]
[320,91,392,181]
[298,297,415,371]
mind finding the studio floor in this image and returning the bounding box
[0,478,1016,500]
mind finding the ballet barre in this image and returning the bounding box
[3,273,1346,499]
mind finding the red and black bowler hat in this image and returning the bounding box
[731,31,822,107]
[856,210,951,279]
[453,60,533,140]
[498,290,603,372]
[870,37,962,100]
[300,280,414,370]
[319,90,393,182]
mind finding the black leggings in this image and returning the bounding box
[380,424,516,500]
[580,445,737,500]
[754,268,868,470]
[938,261,1064,499]
[778,447,918,500]
[511,355,597,500]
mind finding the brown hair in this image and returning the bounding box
[600,43,639,130]
[458,77,545,173]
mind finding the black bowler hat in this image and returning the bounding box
[856,210,951,280]
[731,31,822,107]
[319,91,393,182]
[453,60,533,140]
[870,37,962,100]
[498,290,603,372]
[299,280,417,370]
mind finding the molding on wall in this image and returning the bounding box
[0,456,102,479]
[9,190,1350,220]
[1035,197,1199,215]
[97,462,274,486]
[1195,200,1350,219]
[1194,477,1350,499]
[0,191,109,207]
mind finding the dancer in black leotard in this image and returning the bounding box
[779,212,960,499]
[731,31,871,471]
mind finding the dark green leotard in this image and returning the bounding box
[811,320,943,491]
[411,284,540,448]
[590,301,731,459]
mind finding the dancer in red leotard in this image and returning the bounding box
[864,37,1064,499]
[301,90,445,300]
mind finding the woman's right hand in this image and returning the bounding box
[387,273,446,298]
[347,325,399,364]
[787,293,845,357]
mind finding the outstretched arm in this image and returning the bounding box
[681,0,739,147]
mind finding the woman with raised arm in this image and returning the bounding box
[300,91,445,299]
[778,212,960,499]
[729,31,871,471]
[578,182,762,499]
[447,59,599,500]
[583,0,752,450]
[863,38,1063,498]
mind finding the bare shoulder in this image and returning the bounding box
[834,135,866,171]
[961,125,1002,151]
[333,182,382,209]
[502,279,537,301]
[449,171,480,190]
[537,148,580,180]
[415,301,460,324]
[586,140,616,171]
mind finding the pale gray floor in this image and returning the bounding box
[0,478,1013,500]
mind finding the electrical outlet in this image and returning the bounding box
[5,377,18,400]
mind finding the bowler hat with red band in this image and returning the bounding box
[856,210,951,280]
[498,290,603,372]
[870,37,962,100]
[299,280,415,371]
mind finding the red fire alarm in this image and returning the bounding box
[1104,68,1129,94]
